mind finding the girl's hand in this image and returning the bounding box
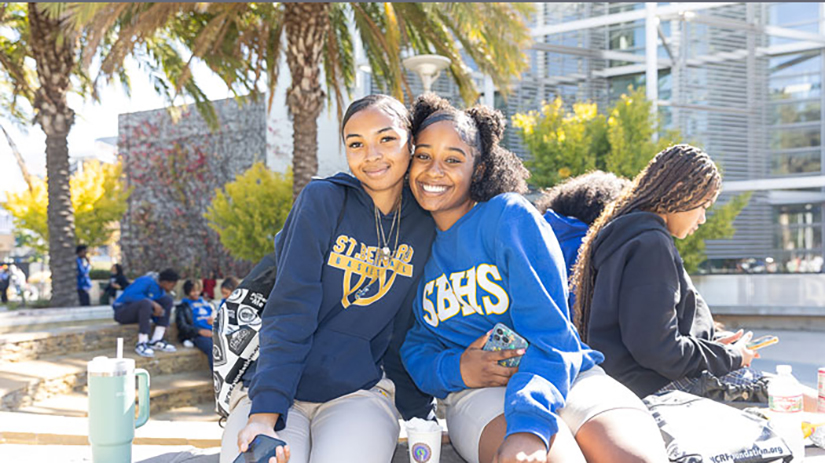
[460,332,522,388]
[717,329,743,345]
[198,329,213,338]
[492,433,547,463]
[732,331,759,367]
[237,413,290,463]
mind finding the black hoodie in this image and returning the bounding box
[586,211,742,397]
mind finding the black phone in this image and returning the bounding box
[233,435,289,463]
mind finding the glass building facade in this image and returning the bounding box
[368,3,825,273]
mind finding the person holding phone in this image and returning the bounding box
[571,145,762,400]
[223,95,436,463]
[401,94,666,463]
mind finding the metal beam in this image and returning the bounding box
[679,13,825,45]
[724,175,825,192]
[657,100,751,116]
[658,23,675,61]
[531,3,737,37]
[646,2,659,137]
[760,41,825,57]
[530,42,647,63]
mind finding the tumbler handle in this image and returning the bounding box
[135,368,150,429]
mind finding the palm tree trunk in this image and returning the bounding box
[284,2,330,199]
[28,3,79,307]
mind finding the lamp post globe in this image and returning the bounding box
[403,54,452,94]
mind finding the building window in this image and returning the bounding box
[771,150,822,175]
[772,203,824,272]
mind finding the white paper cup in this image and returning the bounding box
[407,427,442,463]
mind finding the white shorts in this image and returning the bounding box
[219,378,401,463]
[442,365,649,463]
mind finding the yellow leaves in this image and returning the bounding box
[1,159,131,250]
[205,162,293,262]
[558,167,571,179]
[511,113,536,135]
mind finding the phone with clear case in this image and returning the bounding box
[482,322,529,367]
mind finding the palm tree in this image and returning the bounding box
[0,4,82,306]
[71,2,535,198]
[0,3,222,306]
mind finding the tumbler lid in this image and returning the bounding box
[87,356,135,376]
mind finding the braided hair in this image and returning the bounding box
[571,144,721,341]
[411,93,528,201]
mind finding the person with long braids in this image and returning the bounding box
[223,95,436,463]
[571,145,759,400]
[401,94,666,463]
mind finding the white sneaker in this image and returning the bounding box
[149,339,177,353]
[182,339,195,348]
[135,342,155,358]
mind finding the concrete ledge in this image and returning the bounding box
[711,305,825,316]
[0,411,222,448]
[0,306,113,327]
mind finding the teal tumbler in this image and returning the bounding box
[87,356,150,462]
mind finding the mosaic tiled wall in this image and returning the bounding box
[118,97,266,279]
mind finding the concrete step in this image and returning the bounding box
[0,318,182,363]
[152,401,221,422]
[0,346,209,411]
[0,321,134,363]
[0,305,113,332]
[18,369,214,418]
[0,410,222,448]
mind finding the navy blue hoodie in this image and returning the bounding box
[249,173,436,430]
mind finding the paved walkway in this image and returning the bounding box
[749,328,824,388]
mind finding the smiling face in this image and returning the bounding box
[343,106,411,204]
[409,120,478,231]
[660,199,713,239]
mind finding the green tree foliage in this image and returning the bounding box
[205,163,293,262]
[2,160,132,252]
[513,99,606,186]
[605,88,679,178]
[675,193,751,274]
[513,86,750,272]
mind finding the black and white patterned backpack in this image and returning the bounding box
[212,187,348,418]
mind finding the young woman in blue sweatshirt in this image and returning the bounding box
[401,94,666,463]
[224,95,436,463]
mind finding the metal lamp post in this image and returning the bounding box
[403,54,452,93]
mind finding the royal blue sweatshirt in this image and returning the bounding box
[76,257,92,291]
[248,173,436,430]
[183,297,213,331]
[401,193,603,448]
[114,273,166,307]
[543,210,588,315]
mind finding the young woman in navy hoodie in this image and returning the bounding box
[401,94,666,463]
[223,95,436,463]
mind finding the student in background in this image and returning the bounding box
[76,245,92,306]
[572,145,756,398]
[219,276,240,307]
[104,264,130,302]
[534,171,630,314]
[113,268,180,357]
[176,279,214,368]
[0,265,9,303]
